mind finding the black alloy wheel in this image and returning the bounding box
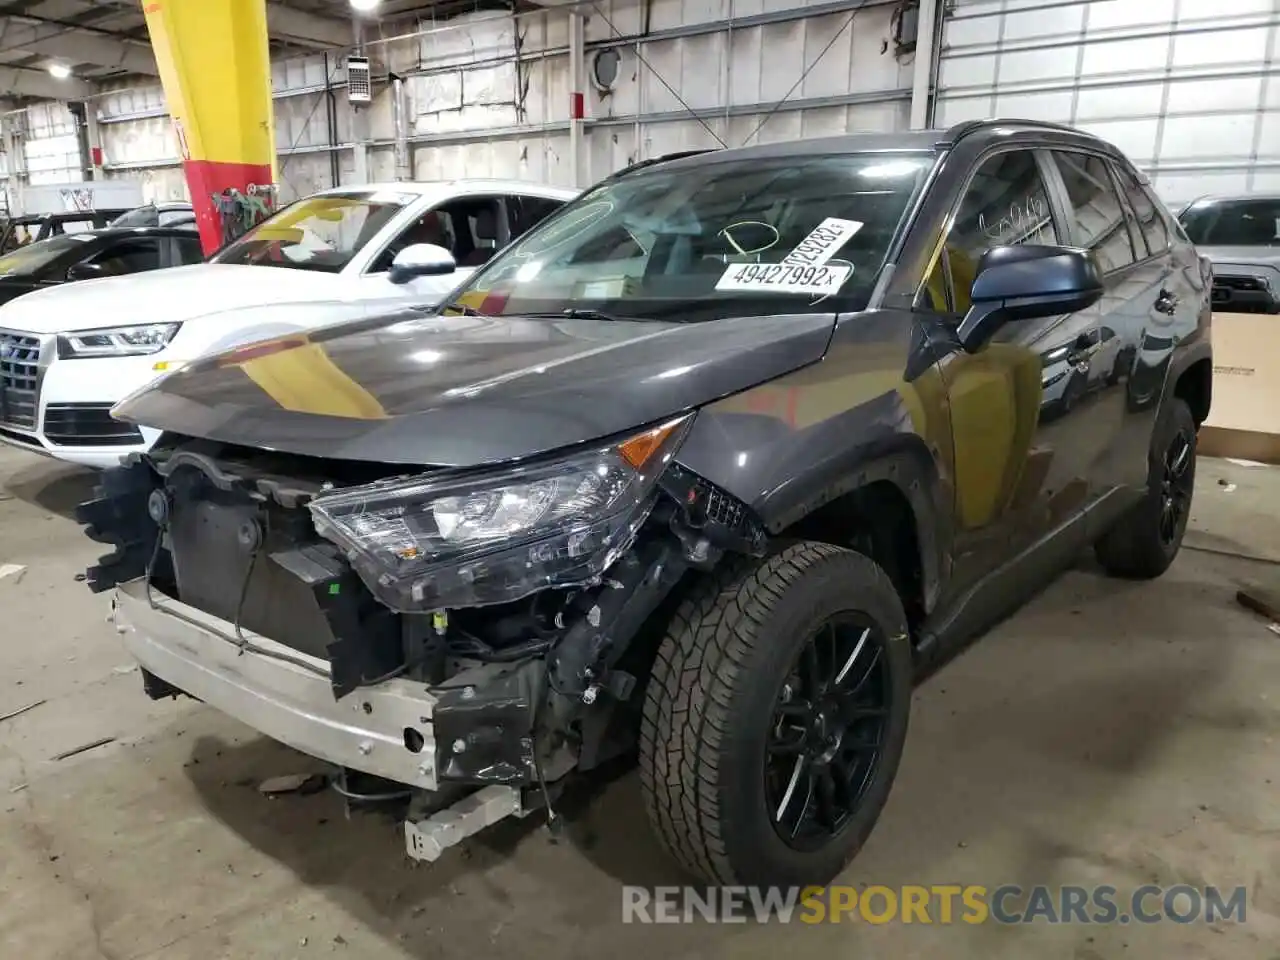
[640,541,913,887]
[766,614,891,851]
[1159,426,1194,547]
[1094,396,1197,579]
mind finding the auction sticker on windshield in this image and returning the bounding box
[781,217,863,267]
[716,262,852,295]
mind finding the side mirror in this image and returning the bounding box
[957,244,1103,352]
[388,243,456,284]
[66,261,106,282]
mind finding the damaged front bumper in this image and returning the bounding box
[110,576,442,791]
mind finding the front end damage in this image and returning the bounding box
[77,420,766,861]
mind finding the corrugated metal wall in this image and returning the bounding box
[13,0,917,204]
[4,0,1279,209]
[401,1,913,186]
[936,0,1280,205]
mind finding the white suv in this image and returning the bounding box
[0,179,576,468]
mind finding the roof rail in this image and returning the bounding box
[939,117,1085,146]
[605,148,719,181]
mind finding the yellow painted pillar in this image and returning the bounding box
[142,0,276,254]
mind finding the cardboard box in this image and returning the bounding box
[1199,311,1280,463]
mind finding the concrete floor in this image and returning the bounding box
[1,444,1278,960]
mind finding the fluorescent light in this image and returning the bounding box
[47,63,71,79]
[350,0,381,10]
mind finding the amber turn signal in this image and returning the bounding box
[618,415,690,469]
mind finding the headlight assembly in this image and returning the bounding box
[308,414,693,611]
[58,323,181,359]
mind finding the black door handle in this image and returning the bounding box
[1154,288,1179,315]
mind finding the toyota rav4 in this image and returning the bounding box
[78,119,1212,887]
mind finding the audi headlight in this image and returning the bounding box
[308,415,693,612]
[57,322,181,359]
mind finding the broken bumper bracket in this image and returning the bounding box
[110,577,440,790]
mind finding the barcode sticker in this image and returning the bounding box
[715,261,852,295]
[781,218,863,267]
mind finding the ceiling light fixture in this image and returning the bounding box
[350,0,382,11]
[47,63,71,79]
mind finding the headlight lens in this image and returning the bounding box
[309,415,692,612]
[58,322,181,359]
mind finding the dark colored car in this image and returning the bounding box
[108,201,197,229]
[0,226,205,307]
[78,119,1212,887]
[0,209,133,253]
[1178,194,1280,312]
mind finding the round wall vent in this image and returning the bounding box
[591,48,621,93]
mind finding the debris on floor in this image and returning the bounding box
[0,563,26,585]
[258,773,329,797]
[51,737,117,761]
[1236,587,1280,624]
[0,699,47,724]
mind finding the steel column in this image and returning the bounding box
[910,0,939,129]
[141,0,276,254]
[568,11,585,188]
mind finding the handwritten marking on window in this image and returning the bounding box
[980,194,1049,244]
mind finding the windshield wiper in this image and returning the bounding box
[522,308,635,322]
[438,301,483,316]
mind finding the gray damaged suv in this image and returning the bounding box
[78,119,1212,887]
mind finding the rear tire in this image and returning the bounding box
[639,542,912,886]
[1094,397,1197,579]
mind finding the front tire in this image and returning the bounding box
[639,542,912,886]
[1094,397,1197,579]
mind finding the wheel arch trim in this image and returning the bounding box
[676,432,949,617]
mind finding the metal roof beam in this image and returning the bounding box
[0,65,93,99]
[0,18,157,75]
[265,3,350,48]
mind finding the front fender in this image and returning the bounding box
[674,342,952,614]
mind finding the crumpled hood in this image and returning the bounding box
[112,307,836,467]
[0,263,362,335]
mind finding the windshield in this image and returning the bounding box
[0,233,94,277]
[1179,197,1280,247]
[448,152,933,321]
[212,190,413,272]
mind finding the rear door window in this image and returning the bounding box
[509,195,565,237]
[1111,162,1169,256]
[1050,151,1137,273]
[168,236,206,266]
[435,196,508,268]
[88,238,163,276]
